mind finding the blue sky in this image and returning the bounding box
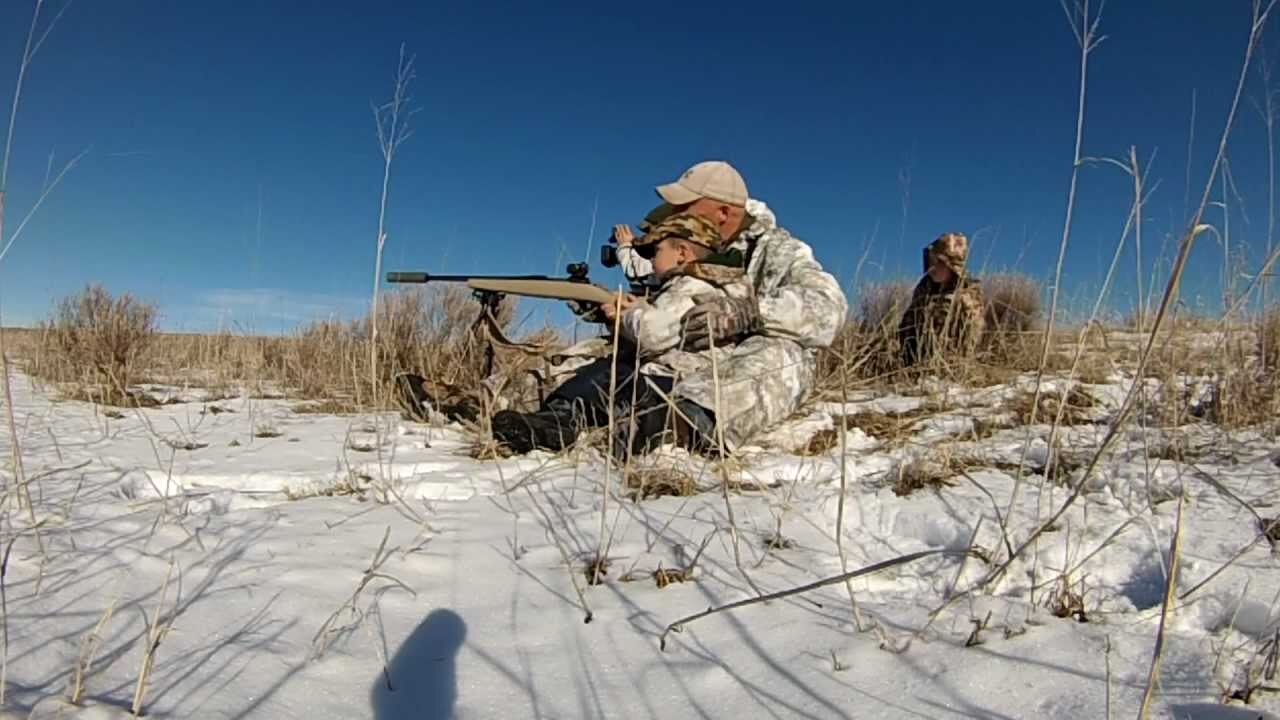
[0,0,1276,333]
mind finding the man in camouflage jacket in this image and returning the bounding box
[897,232,985,367]
[492,160,847,456]
[608,161,848,450]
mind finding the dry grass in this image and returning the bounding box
[29,285,158,405]
[857,280,915,334]
[814,280,915,390]
[16,285,562,413]
[1006,385,1099,426]
[1261,304,1280,372]
[840,404,938,442]
[1197,368,1280,432]
[625,466,697,500]
[982,273,1043,335]
[891,458,957,497]
[980,273,1043,369]
[799,427,841,456]
[1043,575,1090,623]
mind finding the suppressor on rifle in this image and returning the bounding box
[386,272,429,283]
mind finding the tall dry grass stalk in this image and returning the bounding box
[1007,0,1104,529]
[1262,305,1280,370]
[130,558,177,718]
[0,3,72,655]
[369,44,417,407]
[983,0,1280,594]
[1138,493,1186,720]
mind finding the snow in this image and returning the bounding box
[1,367,1279,719]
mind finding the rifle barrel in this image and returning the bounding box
[385,272,555,283]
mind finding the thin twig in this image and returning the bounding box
[659,548,975,651]
[1137,492,1186,719]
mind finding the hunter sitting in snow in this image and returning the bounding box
[490,212,749,456]
[491,160,848,456]
[897,232,985,368]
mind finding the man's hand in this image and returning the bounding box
[599,293,638,324]
[680,295,762,349]
[613,224,637,247]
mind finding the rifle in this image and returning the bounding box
[386,263,617,307]
[385,263,626,376]
[385,262,635,328]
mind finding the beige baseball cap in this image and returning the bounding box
[655,160,748,207]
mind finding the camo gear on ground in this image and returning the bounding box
[926,232,969,275]
[672,198,848,448]
[897,274,985,367]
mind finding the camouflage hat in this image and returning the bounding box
[926,232,969,274]
[634,212,723,252]
[637,202,678,233]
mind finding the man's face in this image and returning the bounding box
[685,198,747,241]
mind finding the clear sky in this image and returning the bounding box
[0,0,1276,333]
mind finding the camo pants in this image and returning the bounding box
[673,334,814,449]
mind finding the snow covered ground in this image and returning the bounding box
[1,366,1279,719]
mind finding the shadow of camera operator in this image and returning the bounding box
[371,609,467,720]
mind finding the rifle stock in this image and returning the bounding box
[466,277,617,305]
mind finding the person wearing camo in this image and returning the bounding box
[897,231,985,368]
[549,160,849,453]
[489,211,749,456]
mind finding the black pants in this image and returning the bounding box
[545,356,716,456]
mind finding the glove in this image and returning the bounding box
[680,295,762,350]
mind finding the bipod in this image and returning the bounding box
[468,289,504,378]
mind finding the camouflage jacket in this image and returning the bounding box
[897,275,985,366]
[672,200,847,447]
[621,263,751,380]
[622,199,848,349]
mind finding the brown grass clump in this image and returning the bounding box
[799,427,840,455]
[982,273,1043,335]
[814,280,915,389]
[857,280,915,334]
[625,466,697,500]
[652,566,691,588]
[1043,576,1090,622]
[292,399,361,415]
[30,285,158,405]
[978,273,1044,369]
[842,404,938,442]
[253,423,284,439]
[891,458,957,497]
[584,556,610,586]
[1007,386,1099,426]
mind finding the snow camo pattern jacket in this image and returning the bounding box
[620,263,752,382]
[673,199,848,448]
